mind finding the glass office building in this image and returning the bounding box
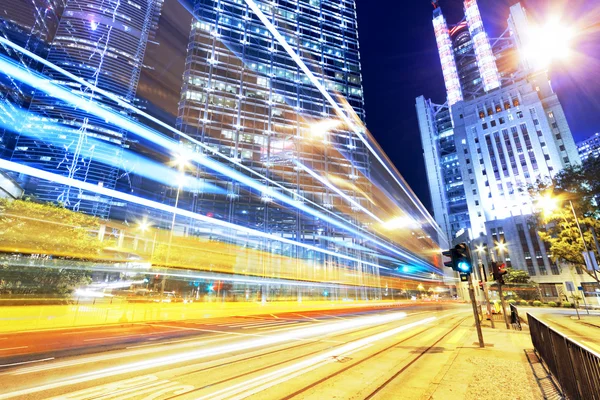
[0,0,447,299]
[9,0,163,218]
[172,0,445,294]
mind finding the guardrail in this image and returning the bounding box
[527,312,600,400]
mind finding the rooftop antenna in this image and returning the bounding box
[432,0,439,9]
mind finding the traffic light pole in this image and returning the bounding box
[498,282,510,329]
[467,274,485,348]
[480,263,495,329]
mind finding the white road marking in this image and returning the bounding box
[0,358,54,368]
[255,323,310,331]
[0,346,27,352]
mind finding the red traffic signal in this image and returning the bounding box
[498,263,507,274]
[492,262,507,284]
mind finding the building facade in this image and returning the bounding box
[8,0,163,218]
[418,1,588,298]
[578,132,600,162]
[175,0,376,276]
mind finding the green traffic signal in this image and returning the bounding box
[442,243,473,274]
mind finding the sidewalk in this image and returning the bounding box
[426,320,542,400]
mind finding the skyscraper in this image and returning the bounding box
[418,1,584,298]
[173,0,446,292]
[0,0,65,158]
[9,0,163,218]
[176,0,372,265]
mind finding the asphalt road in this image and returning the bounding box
[0,303,474,400]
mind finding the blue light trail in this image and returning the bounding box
[0,51,440,273]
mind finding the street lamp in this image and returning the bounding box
[523,17,575,70]
[137,219,158,262]
[309,119,342,138]
[162,153,189,297]
[167,154,188,263]
[537,193,600,285]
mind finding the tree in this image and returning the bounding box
[504,268,531,284]
[0,198,103,258]
[529,158,600,283]
[0,199,100,297]
[0,264,91,297]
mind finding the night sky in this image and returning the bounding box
[139,0,600,214]
[356,0,600,213]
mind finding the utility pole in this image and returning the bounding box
[497,281,510,329]
[480,263,495,329]
[468,273,485,348]
[589,227,600,282]
[443,243,484,348]
[492,261,510,329]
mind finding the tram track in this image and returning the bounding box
[277,314,468,400]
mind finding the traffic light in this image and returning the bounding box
[454,243,473,274]
[492,262,508,284]
[442,248,457,269]
[442,242,473,274]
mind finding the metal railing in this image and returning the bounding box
[527,313,600,400]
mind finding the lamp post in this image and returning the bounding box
[162,153,188,298]
[476,244,495,329]
[138,219,158,263]
[493,241,510,329]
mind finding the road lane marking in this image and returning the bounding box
[318,313,347,320]
[0,358,54,368]
[126,333,230,349]
[256,322,310,331]
[241,322,296,329]
[293,313,318,321]
[0,346,27,351]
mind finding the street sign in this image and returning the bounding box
[582,251,599,271]
[460,273,468,282]
[565,281,575,292]
[577,286,584,291]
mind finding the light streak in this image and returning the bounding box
[0,45,436,272]
[0,54,437,273]
[0,108,222,194]
[0,158,390,273]
[200,316,437,400]
[0,37,366,239]
[243,0,445,239]
[0,311,410,399]
[294,161,383,223]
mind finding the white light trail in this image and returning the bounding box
[0,37,371,246]
[0,51,437,272]
[200,316,437,400]
[0,158,389,272]
[243,0,445,240]
[0,54,437,270]
[0,312,410,399]
[294,161,383,224]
